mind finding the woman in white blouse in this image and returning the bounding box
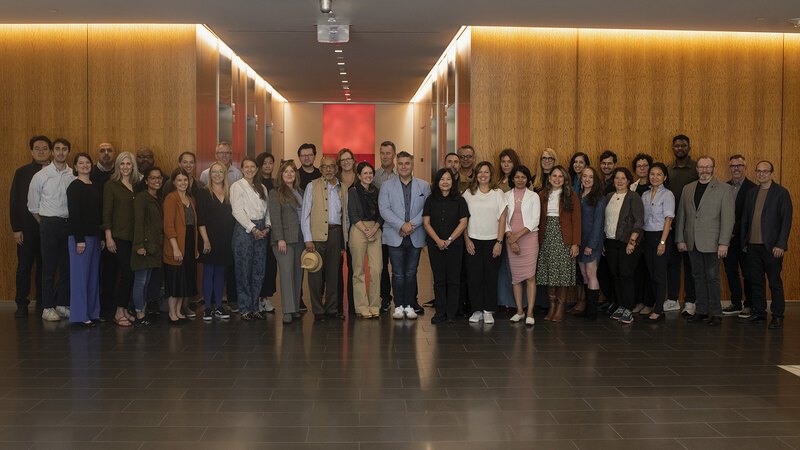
[230,157,271,321]
[503,165,541,325]
[463,162,507,324]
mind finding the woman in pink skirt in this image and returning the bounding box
[504,165,541,326]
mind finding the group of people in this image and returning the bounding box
[11,134,793,330]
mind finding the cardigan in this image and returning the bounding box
[537,190,581,246]
[505,187,540,234]
[604,190,644,243]
[162,191,199,266]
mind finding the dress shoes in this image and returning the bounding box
[739,315,766,325]
[686,313,707,323]
[769,317,783,329]
[706,316,721,327]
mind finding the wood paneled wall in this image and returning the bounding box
[196,29,220,173]
[467,26,800,299]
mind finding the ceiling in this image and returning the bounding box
[3,0,799,102]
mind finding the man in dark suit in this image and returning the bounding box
[675,156,735,326]
[722,154,756,317]
[739,161,793,329]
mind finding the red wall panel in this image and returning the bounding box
[322,104,375,166]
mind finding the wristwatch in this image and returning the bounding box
[496,239,503,245]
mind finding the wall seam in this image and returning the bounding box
[780,33,785,183]
[85,25,90,151]
[574,29,580,152]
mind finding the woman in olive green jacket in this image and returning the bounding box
[130,167,164,326]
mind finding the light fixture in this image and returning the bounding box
[790,18,800,27]
[337,62,345,66]
[320,0,332,14]
[334,49,343,53]
[342,80,348,83]
[339,71,347,75]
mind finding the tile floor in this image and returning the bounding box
[2,302,799,449]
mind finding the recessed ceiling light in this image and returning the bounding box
[337,62,345,66]
[334,49,343,53]
[343,86,350,90]
[342,80,348,83]
[339,72,347,75]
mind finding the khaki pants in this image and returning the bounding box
[349,222,382,316]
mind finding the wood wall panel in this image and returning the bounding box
[87,25,197,172]
[470,27,578,167]
[271,96,285,162]
[231,64,247,163]
[782,34,800,300]
[413,88,433,183]
[196,29,219,173]
[456,28,471,149]
[0,25,88,295]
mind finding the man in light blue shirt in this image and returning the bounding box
[28,137,75,322]
[379,151,430,320]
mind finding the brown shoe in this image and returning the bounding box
[543,297,556,321]
[569,299,586,316]
[551,299,566,322]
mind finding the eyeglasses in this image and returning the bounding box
[459,154,474,160]
[635,163,649,169]
[697,166,714,170]
[755,169,773,174]
[320,164,336,170]
[541,156,555,162]
[299,153,315,158]
[210,170,225,174]
[339,157,354,162]
[729,164,745,169]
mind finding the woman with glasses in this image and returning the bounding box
[533,148,561,193]
[197,162,234,321]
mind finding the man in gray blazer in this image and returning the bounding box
[378,151,431,320]
[675,156,735,326]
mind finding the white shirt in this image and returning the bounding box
[301,178,344,243]
[547,189,562,216]
[27,163,75,218]
[463,188,506,240]
[230,179,270,232]
[604,192,625,238]
[200,165,243,185]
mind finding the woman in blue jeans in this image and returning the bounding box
[131,167,164,326]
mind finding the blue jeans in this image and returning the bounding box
[203,264,225,310]
[386,239,422,308]
[233,220,267,314]
[132,268,155,313]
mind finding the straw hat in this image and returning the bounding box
[301,250,323,273]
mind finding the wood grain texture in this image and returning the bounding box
[231,64,247,163]
[412,87,433,183]
[0,25,89,296]
[196,29,219,174]
[87,25,197,172]
[781,34,800,300]
[456,28,471,149]
[271,95,285,162]
[470,27,578,168]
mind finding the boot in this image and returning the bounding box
[585,289,599,320]
[569,286,587,316]
[543,295,556,321]
[551,298,566,322]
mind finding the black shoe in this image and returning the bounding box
[14,305,28,318]
[769,317,783,329]
[422,299,435,308]
[335,313,346,320]
[291,312,302,320]
[739,315,766,325]
[77,320,96,328]
[412,304,425,316]
[299,302,308,313]
[686,314,707,323]
[431,314,447,324]
[603,303,617,316]
[134,317,152,327]
[168,318,183,325]
[314,315,326,322]
[203,310,213,322]
[706,316,721,327]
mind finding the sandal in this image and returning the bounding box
[114,316,132,327]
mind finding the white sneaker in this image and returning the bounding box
[262,299,275,313]
[483,311,495,324]
[510,313,524,322]
[404,306,418,320]
[392,307,404,320]
[42,308,60,322]
[525,316,535,326]
[55,306,70,319]
[682,302,696,316]
[663,299,680,312]
[469,311,483,323]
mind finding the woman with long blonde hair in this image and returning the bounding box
[533,147,561,193]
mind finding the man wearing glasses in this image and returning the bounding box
[10,135,52,318]
[722,154,756,318]
[297,143,321,190]
[456,145,476,194]
[740,161,792,329]
[200,142,243,185]
[675,156,734,327]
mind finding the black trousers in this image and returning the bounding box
[428,242,463,319]
[99,245,117,318]
[337,244,355,315]
[642,231,672,314]
[225,264,238,306]
[15,230,42,308]
[723,238,752,309]
[465,239,501,312]
[604,239,640,310]
[598,254,616,304]
[308,225,343,316]
[746,244,785,319]
[381,244,392,300]
[39,217,70,309]
[667,231,695,302]
[259,234,278,298]
[112,239,134,309]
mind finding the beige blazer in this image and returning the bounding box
[675,178,735,253]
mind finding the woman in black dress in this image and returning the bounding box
[256,152,278,314]
[197,161,234,321]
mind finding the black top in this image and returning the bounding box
[196,188,235,265]
[603,177,615,195]
[348,183,384,226]
[89,165,113,196]
[9,161,47,233]
[298,167,321,190]
[694,181,709,209]
[261,178,275,192]
[422,193,470,247]
[729,177,757,243]
[634,182,650,195]
[67,179,103,243]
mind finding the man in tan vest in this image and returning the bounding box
[301,155,348,321]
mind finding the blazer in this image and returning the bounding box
[675,178,735,253]
[538,190,582,246]
[504,187,540,234]
[604,190,644,243]
[741,182,793,251]
[729,177,756,244]
[162,191,199,266]
[378,176,431,248]
[268,189,303,244]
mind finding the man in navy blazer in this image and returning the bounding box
[722,154,757,317]
[379,151,431,320]
[740,161,793,329]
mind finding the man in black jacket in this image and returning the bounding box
[9,135,52,318]
[740,161,793,329]
[722,154,756,317]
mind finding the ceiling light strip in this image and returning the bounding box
[410,25,467,103]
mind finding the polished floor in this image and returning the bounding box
[2,301,800,450]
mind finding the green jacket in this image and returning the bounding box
[131,190,163,271]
